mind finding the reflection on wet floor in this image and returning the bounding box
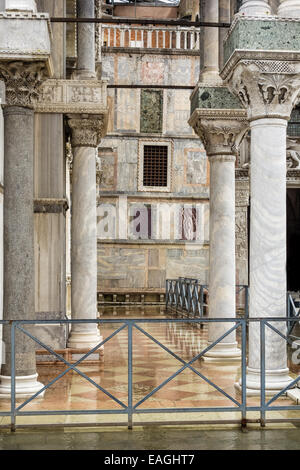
[0,306,299,428]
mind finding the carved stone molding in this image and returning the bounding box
[189,109,249,157]
[35,79,108,114]
[224,60,300,121]
[68,116,106,148]
[0,61,48,108]
[235,208,248,260]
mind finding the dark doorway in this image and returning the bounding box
[287,189,300,291]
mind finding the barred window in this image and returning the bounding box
[143,145,168,187]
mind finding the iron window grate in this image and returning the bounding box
[143,145,168,187]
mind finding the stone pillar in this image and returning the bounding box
[74,0,96,80]
[5,0,36,12]
[239,0,271,15]
[226,59,300,392]
[199,0,222,85]
[219,0,231,71]
[278,0,300,16]
[0,62,47,397]
[0,83,4,370]
[189,101,248,361]
[67,117,104,349]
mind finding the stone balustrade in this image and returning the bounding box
[101,24,200,51]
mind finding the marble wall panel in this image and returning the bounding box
[115,89,140,132]
[34,114,65,198]
[97,244,209,291]
[37,0,65,78]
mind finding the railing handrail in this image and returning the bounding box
[1,316,300,431]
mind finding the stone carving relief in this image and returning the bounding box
[0,61,47,108]
[235,209,248,260]
[36,79,108,114]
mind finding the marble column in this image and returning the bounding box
[5,0,36,11]
[67,117,103,349]
[246,118,292,391]
[0,86,4,370]
[74,0,96,80]
[189,106,248,361]
[278,0,300,16]
[199,0,222,85]
[226,59,300,393]
[239,0,271,15]
[0,62,47,397]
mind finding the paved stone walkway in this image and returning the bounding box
[0,427,300,450]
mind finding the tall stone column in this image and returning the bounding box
[74,0,96,80]
[67,117,104,349]
[0,62,47,397]
[199,0,222,85]
[278,0,300,16]
[239,0,271,15]
[5,0,36,11]
[225,58,300,392]
[189,95,248,361]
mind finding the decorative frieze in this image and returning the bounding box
[35,79,108,114]
[0,61,48,108]
[68,116,106,148]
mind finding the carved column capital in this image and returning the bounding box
[189,109,249,157]
[226,60,300,121]
[0,61,47,108]
[68,115,105,148]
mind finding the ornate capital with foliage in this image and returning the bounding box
[68,116,105,148]
[0,61,47,108]
[189,108,249,157]
[226,60,300,121]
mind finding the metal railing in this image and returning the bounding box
[101,24,200,51]
[287,293,300,335]
[0,317,299,431]
[166,278,249,318]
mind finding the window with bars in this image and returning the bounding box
[143,145,168,187]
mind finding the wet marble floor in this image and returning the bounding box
[0,306,299,429]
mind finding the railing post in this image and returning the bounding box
[147,27,152,48]
[176,27,181,49]
[128,321,133,430]
[120,26,125,47]
[10,322,16,432]
[241,319,247,428]
[260,320,266,427]
[245,286,249,319]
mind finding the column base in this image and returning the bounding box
[203,342,241,363]
[0,373,45,398]
[278,1,300,17]
[234,367,295,396]
[67,330,104,351]
[71,70,97,80]
[238,1,271,16]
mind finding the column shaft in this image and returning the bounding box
[0,106,43,397]
[76,0,96,79]
[67,144,101,348]
[205,155,240,361]
[199,0,222,84]
[246,118,291,391]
